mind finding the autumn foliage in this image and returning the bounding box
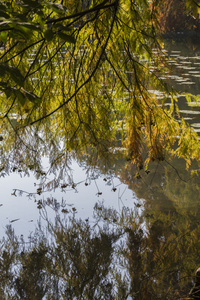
[157,0,200,33]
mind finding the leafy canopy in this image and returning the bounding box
[0,0,200,178]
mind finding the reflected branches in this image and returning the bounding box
[0,199,198,299]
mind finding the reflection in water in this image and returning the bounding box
[0,151,200,298]
[2,40,200,298]
[162,40,200,131]
[0,198,199,299]
[0,157,135,237]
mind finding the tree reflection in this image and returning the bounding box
[0,196,199,299]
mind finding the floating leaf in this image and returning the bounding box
[61,209,69,213]
[134,203,142,208]
[71,183,76,189]
[37,188,42,194]
[37,203,42,209]
[10,218,20,223]
[61,184,68,188]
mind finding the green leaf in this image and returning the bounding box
[17,25,32,39]
[0,63,24,87]
[57,32,75,44]
[0,31,6,42]
[8,66,24,87]
[15,90,26,106]
[54,24,71,32]
[22,89,41,103]
[15,22,41,32]
[0,84,40,105]
[44,29,54,41]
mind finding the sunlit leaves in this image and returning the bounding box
[57,31,75,43]
[0,0,200,177]
[0,63,24,87]
[47,2,66,14]
[0,31,7,43]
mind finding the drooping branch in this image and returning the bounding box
[46,0,118,24]
[29,2,119,126]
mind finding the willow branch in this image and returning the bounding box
[46,0,118,24]
[5,38,44,63]
[0,97,16,119]
[29,2,118,126]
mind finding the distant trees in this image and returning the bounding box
[158,0,200,33]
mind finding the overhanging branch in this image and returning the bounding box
[46,0,118,24]
[29,1,119,126]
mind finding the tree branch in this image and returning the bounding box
[29,2,119,126]
[46,0,118,24]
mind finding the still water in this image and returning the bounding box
[1,40,200,237]
[2,40,200,299]
[163,39,200,129]
[0,158,136,237]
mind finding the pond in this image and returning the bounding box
[2,40,200,236]
[1,39,200,299]
[0,157,136,237]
